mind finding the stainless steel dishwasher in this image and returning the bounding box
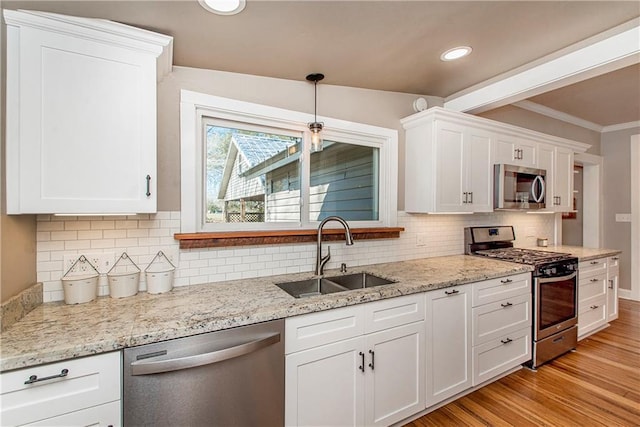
[123,319,284,426]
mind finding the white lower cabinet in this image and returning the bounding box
[578,257,609,339]
[0,351,121,426]
[285,295,425,427]
[424,284,472,406]
[607,256,620,322]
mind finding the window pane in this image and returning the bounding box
[205,124,302,223]
[309,140,379,221]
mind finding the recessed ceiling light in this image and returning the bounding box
[440,46,472,61]
[198,0,246,15]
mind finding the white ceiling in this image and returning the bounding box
[3,0,640,127]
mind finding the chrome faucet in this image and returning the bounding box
[315,216,354,275]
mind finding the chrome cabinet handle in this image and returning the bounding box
[445,289,459,295]
[500,278,513,284]
[131,333,280,375]
[501,338,513,344]
[463,192,468,204]
[145,175,151,197]
[501,302,513,308]
[368,350,375,370]
[359,351,365,372]
[469,192,473,204]
[25,368,69,385]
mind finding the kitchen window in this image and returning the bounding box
[180,90,398,234]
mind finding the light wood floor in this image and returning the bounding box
[405,299,640,427]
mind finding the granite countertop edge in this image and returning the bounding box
[2,248,621,372]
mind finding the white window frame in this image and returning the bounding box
[180,89,398,233]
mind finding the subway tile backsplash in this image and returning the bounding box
[36,211,555,302]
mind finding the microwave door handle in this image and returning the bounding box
[536,271,577,284]
[531,175,545,203]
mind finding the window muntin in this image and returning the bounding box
[180,90,397,233]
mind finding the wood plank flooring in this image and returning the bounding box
[405,299,640,427]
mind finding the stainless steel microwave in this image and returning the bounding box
[494,164,546,210]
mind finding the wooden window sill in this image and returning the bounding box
[174,227,404,249]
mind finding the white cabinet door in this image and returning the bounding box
[435,121,466,212]
[364,322,425,427]
[554,147,574,211]
[466,128,493,212]
[434,121,492,213]
[26,400,121,427]
[4,10,170,214]
[285,337,365,427]
[537,143,555,211]
[607,257,620,322]
[425,284,473,406]
[494,135,537,167]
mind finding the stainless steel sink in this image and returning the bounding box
[276,273,396,298]
[275,278,349,298]
[325,272,396,290]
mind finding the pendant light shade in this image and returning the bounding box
[306,73,324,152]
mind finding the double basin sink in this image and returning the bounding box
[276,272,396,298]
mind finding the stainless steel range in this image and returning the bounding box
[465,226,578,369]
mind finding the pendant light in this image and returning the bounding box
[306,73,324,152]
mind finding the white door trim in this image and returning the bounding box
[574,153,603,248]
[624,135,640,300]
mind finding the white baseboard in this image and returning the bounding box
[619,288,639,301]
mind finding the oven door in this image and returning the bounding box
[534,271,578,341]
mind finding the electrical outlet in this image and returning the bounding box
[615,213,631,223]
[416,233,428,247]
[63,253,115,276]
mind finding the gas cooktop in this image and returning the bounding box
[473,247,574,266]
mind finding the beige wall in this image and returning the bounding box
[601,126,639,291]
[478,105,601,154]
[1,19,38,302]
[156,66,444,211]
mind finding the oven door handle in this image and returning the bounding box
[536,271,577,284]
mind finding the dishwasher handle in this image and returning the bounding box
[131,332,281,376]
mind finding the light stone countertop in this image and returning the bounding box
[0,255,533,372]
[529,245,622,261]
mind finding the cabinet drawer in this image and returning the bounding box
[578,295,607,338]
[26,400,121,427]
[579,258,607,278]
[285,305,364,354]
[364,294,424,334]
[472,273,531,307]
[473,327,530,386]
[0,351,121,426]
[579,274,607,302]
[472,293,531,346]
[608,256,620,270]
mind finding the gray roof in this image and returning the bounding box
[233,134,296,167]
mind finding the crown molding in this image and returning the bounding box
[513,100,604,132]
[601,121,640,133]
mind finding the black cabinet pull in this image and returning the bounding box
[501,302,513,308]
[590,305,599,310]
[358,352,365,372]
[501,338,513,344]
[609,279,614,289]
[24,368,69,385]
[590,261,599,265]
[590,278,599,282]
[500,278,513,284]
[145,175,151,197]
[368,350,375,370]
[444,289,459,295]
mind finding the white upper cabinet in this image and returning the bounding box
[403,110,493,213]
[402,107,589,213]
[494,134,537,168]
[4,10,173,214]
